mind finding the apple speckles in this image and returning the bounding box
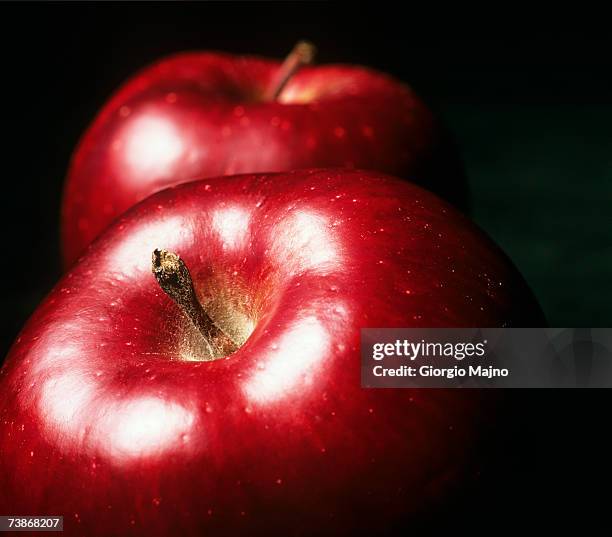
[233,105,245,117]
[270,116,281,127]
[165,92,177,104]
[361,125,374,139]
[221,126,232,138]
[332,304,346,316]
[119,106,131,118]
[333,126,346,139]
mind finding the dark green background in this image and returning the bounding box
[447,103,611,327]
[397,38,612,328]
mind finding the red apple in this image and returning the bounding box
[1,170,542,536]
[61,43,465,267]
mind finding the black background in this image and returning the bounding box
[0,2,610,534]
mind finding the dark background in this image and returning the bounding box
[0,2,610,534]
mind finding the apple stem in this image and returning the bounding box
[263,40,317,102]
[152,249,239,358]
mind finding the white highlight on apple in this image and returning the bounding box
[245,316,330,404]
[123,115,185,175]
[108,215,191,278]
[100,396,195,459]
[271,210,339,273]
[40,370,96,429]
[34,339,196,463]
[212,206,251,250]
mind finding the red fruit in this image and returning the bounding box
[62,45,465,266]
[2,170,542,536]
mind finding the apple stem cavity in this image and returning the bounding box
[152,249,239,359]
[263,40,316,102]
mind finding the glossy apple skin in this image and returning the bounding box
[61,51,466,267]
[2,170,543,536]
